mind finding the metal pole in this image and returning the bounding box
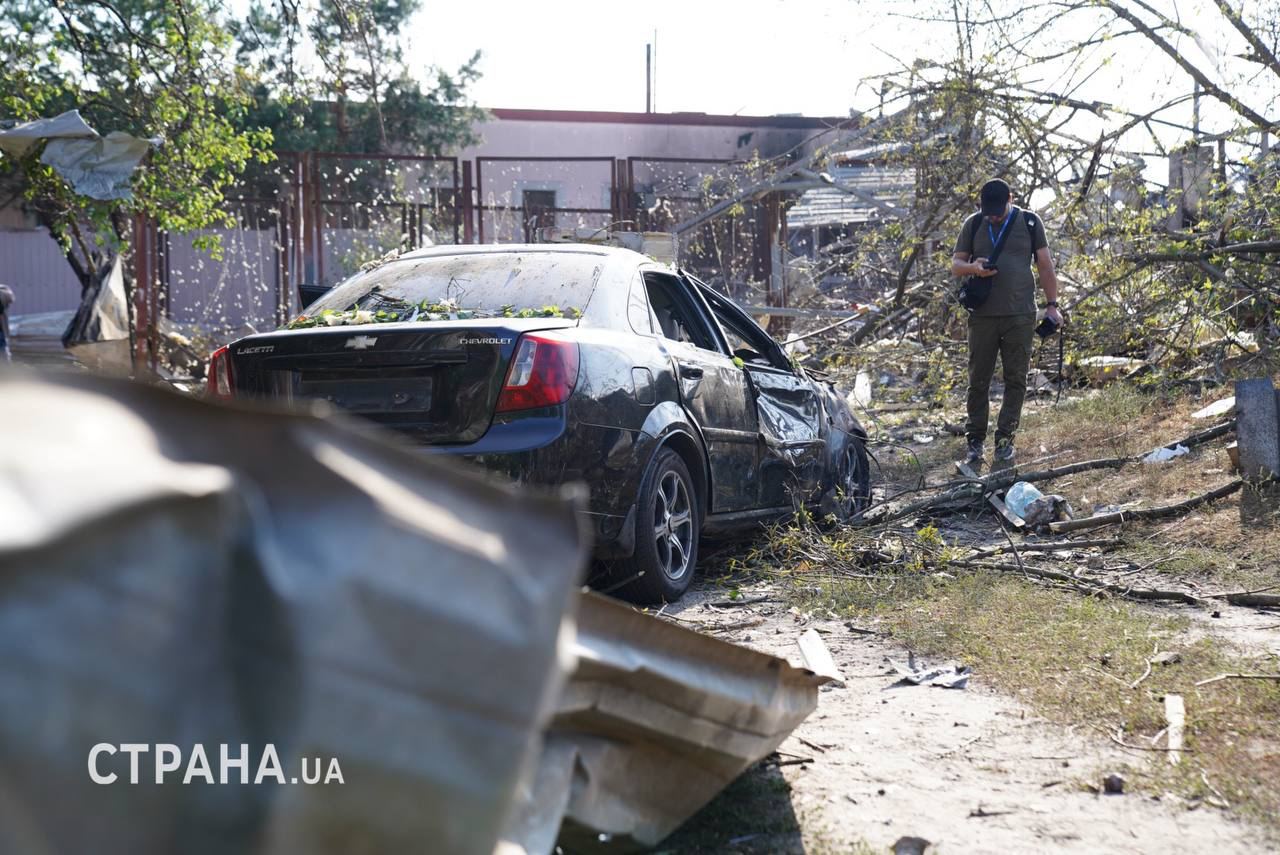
[462,160,474,244]
[645,44,652,113]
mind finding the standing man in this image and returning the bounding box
[951,179,1063,465]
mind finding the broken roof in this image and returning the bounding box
[786,162,914,229]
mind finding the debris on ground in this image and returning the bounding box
[1074,356,1146,385]
[1142,443,1190,463]
[797,627,847,687]
[891,835,933,855]
[1004,481,1043,518]
[891,654,972,689]
[1103,773,1126,795]
[1164,694,1186,766]
[0,371,829,855]
[1192,397,1236,420]
[1022,494,1074,530]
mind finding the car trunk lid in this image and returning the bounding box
[228,318,576,443]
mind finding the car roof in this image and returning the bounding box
[398,242,657,264]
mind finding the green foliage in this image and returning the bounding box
[0,0,274,284]
[1,0,484,293]
[284,298,581,329]
[230,0,484,155]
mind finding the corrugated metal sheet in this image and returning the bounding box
[0,228,293,335]
[0,230,84,315]
[785,164,914,229]
[165,228,287,332]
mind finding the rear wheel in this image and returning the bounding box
[611,448,701,604]
[833,437,871,520]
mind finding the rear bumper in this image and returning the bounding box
[418,409,643,556]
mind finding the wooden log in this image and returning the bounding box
[1048,480,1243,534]
[966,537,1120,560]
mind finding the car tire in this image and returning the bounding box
[611,447,701,604]
[832,436,871,521]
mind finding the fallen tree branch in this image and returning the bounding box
[981,456,1129,492]
[966,537,1120,560]
[856,422,1236,528]
[949,558,1205,605]
[1048,480,1243,534]
[1194,673,1280,687]
[1125,241,1280,264]
[1218,593,1280,608]
[1165,419,1236,451]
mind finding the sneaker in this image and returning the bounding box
[994,439,1016,462]
[964,440,984,465]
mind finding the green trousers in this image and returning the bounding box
[966,313,1036,444]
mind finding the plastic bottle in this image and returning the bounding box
[1004,481,1044,519]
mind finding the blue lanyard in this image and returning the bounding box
[987,207,1015,249]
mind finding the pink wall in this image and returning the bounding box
[0,230,84,315]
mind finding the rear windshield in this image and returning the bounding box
[291,251,604,328]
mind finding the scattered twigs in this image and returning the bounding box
[1201,772,1231,810]
[1200,585,1280,609]
[966,537,1119,560]
[856,419,1239,529]
[982,455,1130,493]
[1049,480,1244,534]
[1082,664,1130,686]
[998,516,1027,575]
[1165,419,1236,451]
[1194,673,1280,687]
[948,559,1205,605]
[1106,726,1186,753]
[1130,643,1159,689]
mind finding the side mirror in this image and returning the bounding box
[298,282,330,310]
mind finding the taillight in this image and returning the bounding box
[207,345,235,400]
[495,334,579,413]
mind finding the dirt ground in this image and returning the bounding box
[657,384,1280,854]
[660,580,1264,854]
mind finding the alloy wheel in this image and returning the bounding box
[652,470,694,581]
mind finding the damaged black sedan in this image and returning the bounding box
[208,244,869,602]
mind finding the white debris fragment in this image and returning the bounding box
[1191,397,1235,420]
[797,628,846,688]
[1142,444,1189,464]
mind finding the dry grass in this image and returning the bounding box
[1016,383,1280,584]
[861,575,1280,829]
[737,372,1280,837]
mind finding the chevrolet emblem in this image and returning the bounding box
[344,335,378,350]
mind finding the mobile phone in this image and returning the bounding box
[982,262,997,270]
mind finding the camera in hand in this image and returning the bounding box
[1035,316,1060,338]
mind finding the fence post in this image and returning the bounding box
[462,161,475,244]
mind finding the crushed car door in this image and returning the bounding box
[644,270,759,513]
[696,282,827,508]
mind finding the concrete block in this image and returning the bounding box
[1235,378,1280,480]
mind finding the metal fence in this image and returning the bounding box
[2,149,791,355]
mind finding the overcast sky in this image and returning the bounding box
[404,0,1272,143]
[219,0,1276,157]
